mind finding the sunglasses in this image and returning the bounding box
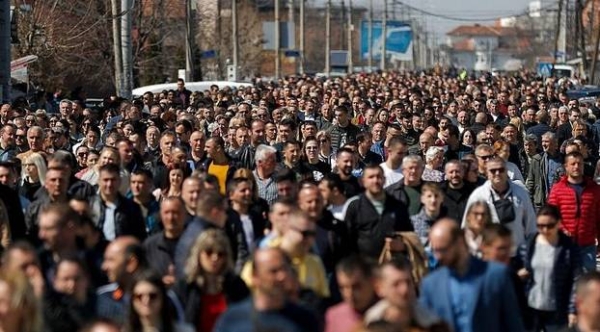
[477,154,494,161]
[488,167,506,174]
[204,249,226,258]
[293,228,317,238]
[536,222,557,230]
[77,152,88,157]
[133,292,159,302]
[16,135,25,139]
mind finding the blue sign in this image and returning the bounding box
[360,21,413,61]
[201,50,217,59]
[537,62,553,77]
[284,50,300,58]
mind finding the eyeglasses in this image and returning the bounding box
[488,167,506,174]
[477,154,494,161]
[133,292,159,302]
[536,222,557,230]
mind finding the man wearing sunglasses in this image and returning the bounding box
[241,209,330,299]
[463,157,537,253]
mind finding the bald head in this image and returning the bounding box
[107,236,139,253]
[430,218,461,243]
[251,247,290,293]
[102,236,142,284]
[429,218,467,269]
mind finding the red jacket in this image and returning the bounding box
[548,176,600,246]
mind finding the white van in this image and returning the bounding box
[131,81,253,98]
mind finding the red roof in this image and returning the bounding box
[447,24,521,37]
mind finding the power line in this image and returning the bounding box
[391,0,560,22]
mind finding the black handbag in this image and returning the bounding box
[491,190,515,224]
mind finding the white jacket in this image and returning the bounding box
[461,180,537,252]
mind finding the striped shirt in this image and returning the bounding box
[253,169,278,205]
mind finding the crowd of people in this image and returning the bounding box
[0,71,600,331]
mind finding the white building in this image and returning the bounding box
[444,24,529,72]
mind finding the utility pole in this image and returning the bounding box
[299,0,305,74]
[288,0,294,75]
[576,0,587,74]
[381,0,387,71]
[185,0,195,82]
[591,23,600,84]
[111,0,123,97]
[217,0,222,79]
[341,0,346,48]
[121,0,133,99]
[0,1,10,102]
[347,0,353,74]
[368,0,373,72]
[325,0,331,75]
[553,0,564,72]
[275,0,280,78]
[232,0,238,81]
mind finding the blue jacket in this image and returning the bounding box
[420,256,524,332]
[518,232,581,317]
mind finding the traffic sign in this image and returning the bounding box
[201,50,217,59]
[284,50,300,58]
[537,62,552,77]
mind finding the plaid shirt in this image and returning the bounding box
[410,208,437,247]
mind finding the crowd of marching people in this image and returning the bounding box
[1,70,600,331]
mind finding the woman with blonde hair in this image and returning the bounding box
[174,229,249,332]
[20,152,47,201]
[0,270,43,332]
[463,201,493,256]
[316,130,335,168]
[81,147,130,194]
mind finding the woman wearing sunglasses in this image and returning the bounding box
[517,205,581,332]
[126,271,193,332]
[174,229,249,332]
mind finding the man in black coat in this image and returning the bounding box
[345,165,413,260]
[89,164,146,242]
[143,197,187,285]
[441,160,475,222]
